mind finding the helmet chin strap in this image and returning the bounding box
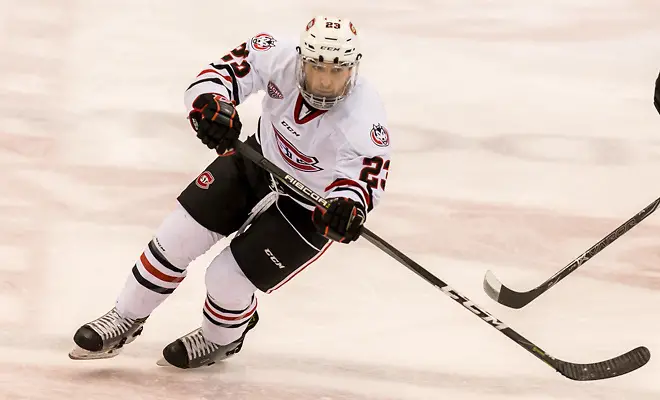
[301,91,338,111]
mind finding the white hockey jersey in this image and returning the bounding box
[184,33,391,213]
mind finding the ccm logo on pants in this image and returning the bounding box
[264,249,286,269]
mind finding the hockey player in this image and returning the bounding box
[655,69,660,115]
[70,16,392,369]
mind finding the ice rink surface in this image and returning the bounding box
[2,0,660,398]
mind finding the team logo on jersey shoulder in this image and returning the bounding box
[251,33,277,52]
[370,123,390,147]
[267,81,284,99]
[273,124,322,172]
[195,171,215,189]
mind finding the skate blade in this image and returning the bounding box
[156,357,175,367]
[69,345,122,360]
[156,357,223,368]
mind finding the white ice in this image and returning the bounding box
[1,0,660,399]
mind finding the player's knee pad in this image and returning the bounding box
[152,202,224,269]
[204,247,257,307]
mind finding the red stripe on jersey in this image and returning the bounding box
[325,179,370,207]
[197,69,218,77]
[196,69,233,83]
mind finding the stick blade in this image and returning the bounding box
[483,270,536,309]
[483,270,502,300]
[555,346,651,381]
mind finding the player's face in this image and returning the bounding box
[303,61,352,98]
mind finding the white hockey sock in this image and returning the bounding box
[115,239,187,319]
[202,293,257,345]
[116,203,223,319]
[201,246,258,345]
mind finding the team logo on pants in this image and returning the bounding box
[195,171,215,189]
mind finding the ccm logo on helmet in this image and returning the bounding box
[320,46,340,51]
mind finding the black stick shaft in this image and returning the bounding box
[235,140,649,380]
[485,196,660,308]
[544,197,660,290]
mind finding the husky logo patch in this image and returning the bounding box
[251,33,277,51]
[267,81,284,99]
[273,124,322,172]
[196,171,215,189]
[370,123,390,147]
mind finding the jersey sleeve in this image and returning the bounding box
[184,33,283,111]
[325,116,392,213]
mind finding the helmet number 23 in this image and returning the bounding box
[326,22,341,29]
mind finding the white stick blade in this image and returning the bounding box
[483,270,503,300]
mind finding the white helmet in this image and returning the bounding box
[296,16,362,110]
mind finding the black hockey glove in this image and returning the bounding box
[312,197,366,243]
[188,93,242,154]
[654,70,660,115]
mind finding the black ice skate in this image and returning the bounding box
[157,311,259,369]
[69,307,148,360]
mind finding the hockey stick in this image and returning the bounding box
[483,197,660,309]
[234,140,650,381]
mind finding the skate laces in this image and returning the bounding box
[181,329,220,360]
[89,308,136,340]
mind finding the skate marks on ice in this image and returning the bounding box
[332,0,660,41]
[0,127,201,332]
[0,365,391,400]
[367,193,660,292]
[389,122,660,166]
[0,336,656,400]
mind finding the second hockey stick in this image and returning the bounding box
[234,140,650,381]
[483,197,660,309]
